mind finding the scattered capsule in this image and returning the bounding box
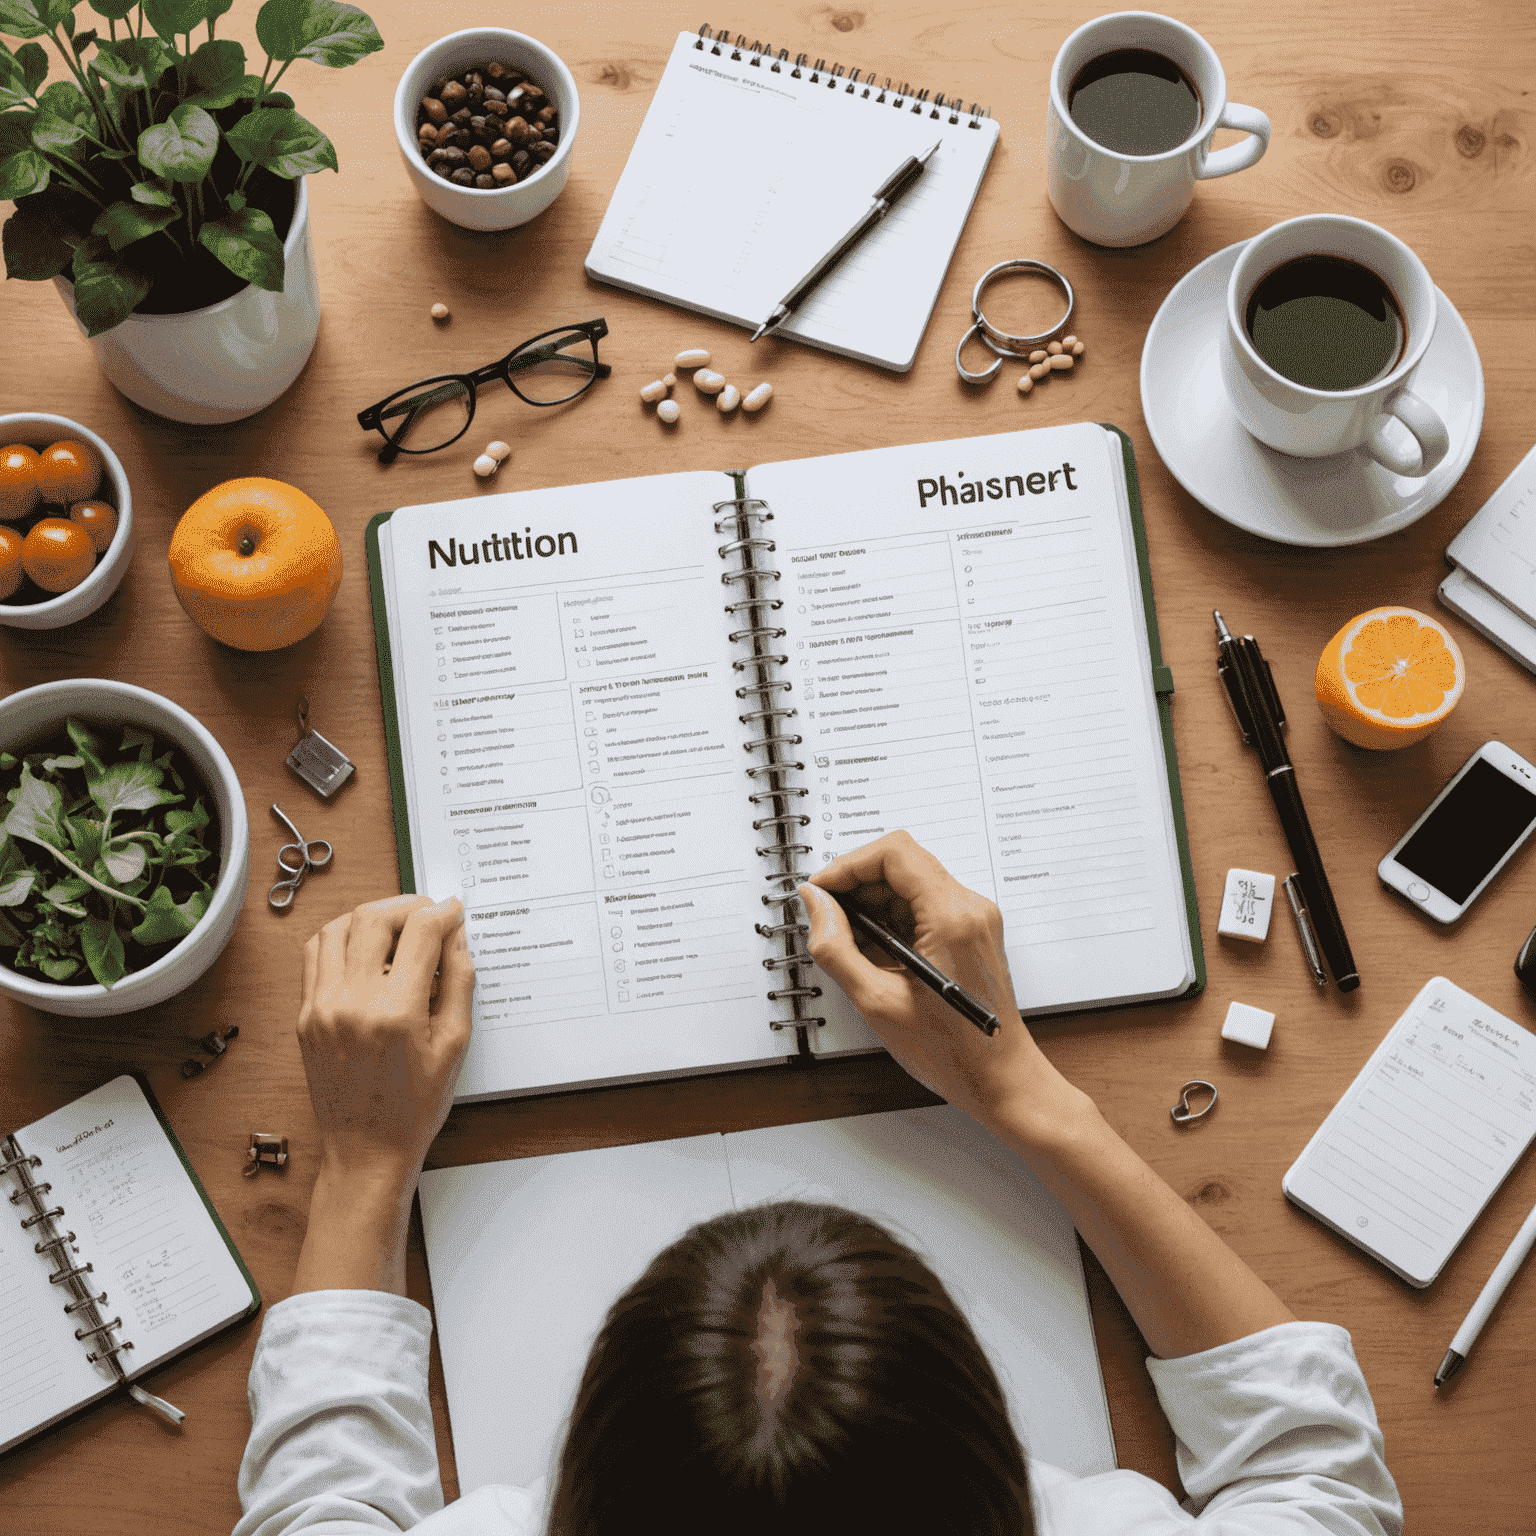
[1029,350,1048,364]
[1029,362,1049,381]
[717,384,741,413]
[742,382,773,413]
[486,441,511,461]
[663,373,677,388]
[1047,341,1063,356]
[473,454,498,477]
[1049,354,1074,371]
[675,348,711,368]
[694,368,726,395]
[1071,340,1085,356]
[1017,374,1034,394]
[640,379,669,403]
[657,399,680,423]
[431,302,450,321]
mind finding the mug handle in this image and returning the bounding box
[1365,389,1451,477]
[1195,102,1270,179]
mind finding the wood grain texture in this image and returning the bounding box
[2,0,1534,1529]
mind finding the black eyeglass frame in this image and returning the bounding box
[357,318,612,465]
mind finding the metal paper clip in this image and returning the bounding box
[268,803,333,910]
[1171,1080,1218,1125]
[287,696,355,799]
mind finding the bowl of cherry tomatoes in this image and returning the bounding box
[0,413,135,629]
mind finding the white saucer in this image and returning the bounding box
[1139,240,1484,547]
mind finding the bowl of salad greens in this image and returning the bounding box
[0,680,249,1016]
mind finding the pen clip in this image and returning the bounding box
[1217,651,1256,744]
[1248,639,1286,732]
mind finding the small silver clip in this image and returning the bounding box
[1171,1080,1218,1124]
[287,696,355,799]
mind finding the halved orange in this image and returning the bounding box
[1314,606,1464,749]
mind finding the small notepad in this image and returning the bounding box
[1283,977,1536,1287]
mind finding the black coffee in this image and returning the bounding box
[1067,48,1202,156]
[1245,255,1405,392]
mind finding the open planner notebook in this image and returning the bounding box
[0,1075,260,1453]
[417,1104,1116,1494]
[1284,977,1536,1288]
[584,29,1001,371]
[366,422,1203,1101]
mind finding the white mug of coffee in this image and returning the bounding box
[1222,214,1451,477]
[1047,11,1270,247]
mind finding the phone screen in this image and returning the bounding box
[1397,757,1536,903]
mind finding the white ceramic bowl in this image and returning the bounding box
[394,28,580,232]
[0,413,135,629]
[0,680,250,1017]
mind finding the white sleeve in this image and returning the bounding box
[1143,1321,1403,1535]
[233,1291,446,1536]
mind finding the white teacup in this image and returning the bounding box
[1047,11,1269,247]
[1222,215,1451,477]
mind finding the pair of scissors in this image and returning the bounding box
[268,803,333,910]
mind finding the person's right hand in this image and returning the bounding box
[801,832,1082,1134]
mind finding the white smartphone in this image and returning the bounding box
[1378,740,1536,923]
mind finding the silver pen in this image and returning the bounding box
[1283,874,1327,987]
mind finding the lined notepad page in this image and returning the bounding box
[585,32,1001,371]
[1446,443,1536,623]
[1283,978,1536,1287]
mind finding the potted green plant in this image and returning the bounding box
[0,0,381,423]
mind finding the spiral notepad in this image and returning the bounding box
[585,27,1002,371]
[0,1075,259,1453]
[365,422,1203,1102]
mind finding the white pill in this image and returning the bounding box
[485,440,511,461]
[1017,374,1033,394]
[1221,1000,1275,1051]
[694,368,726,394]
[1071,340,1085,356]
[663,373,677,387]
[472,454,497,477]
[717,383,741,412]
[742,382,773,413]
[1047,340,1063,355]
[1049,354,1074,371]
[1062,334,1077,347]
[1217,868,1275,942]
[640,379,669,403]
[1028,362,1049,380]
[431,302,450,320]
[657,399,680,423]
[1029,350,1048,364]
[675,349,711,368]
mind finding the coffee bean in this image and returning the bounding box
[416,61,560,185]
[422,96,447,124]
[450,106,471,125]
[490,138,512,160]
[510,149,531,174]
[485,99,510,118]
[531,141,556,162]
[465,71,482,91]
[492,162,514,184]
[485,61,507,81]
[440,80,467,108]
[475,173,495,189]
[451,167,474,185]
[432,162,454,181]
[483,86,505,103]
[419,123,438,145]
[468,144,491,171]
[507,116,531,145]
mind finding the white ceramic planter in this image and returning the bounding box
[52,178,321,426]
[0,680,250,1017]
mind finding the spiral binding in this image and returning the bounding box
[695,25,990,126]
[715,472,824,1060]
[1,1131,185,1427]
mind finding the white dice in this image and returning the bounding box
[1221,1001,1275,1051]
[1218,867,1275,942]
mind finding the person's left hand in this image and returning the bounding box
[297,894,475,1187]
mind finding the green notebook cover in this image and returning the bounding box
[364,428,1204,1011]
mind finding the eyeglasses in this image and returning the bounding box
[357,319,612,465]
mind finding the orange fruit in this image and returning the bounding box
[168,477,343,652]
[1315,606,1465,749]
[69,499,119,554]
[0,444,41,521]
[22,517,96,593]
[36,440,102,505]
[0,525,24,601]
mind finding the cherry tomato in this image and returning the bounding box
[69,499,119,555]
[0,525,25,601]
[0,444,40,521]
[22,517,96,593]
[36,440,102,505]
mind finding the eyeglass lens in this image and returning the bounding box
[377,376,474,454]
[509,329,602,405]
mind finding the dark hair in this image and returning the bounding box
[549,1200,1034,1536]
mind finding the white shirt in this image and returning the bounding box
[234,1292,1402,1536]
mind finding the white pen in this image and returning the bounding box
[1435,1197,1536,1386]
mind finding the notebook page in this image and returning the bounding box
[724,1106,1116,1477]
[585,32,1000,370]
[1,1076,252,1450]
[1446,442,1536,624]
[377,473,791,1099]
[1283,977,1536,1287]
[750,424,1193,1028]
[417,1135,734,1493]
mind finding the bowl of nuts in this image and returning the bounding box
[395,27,579,232]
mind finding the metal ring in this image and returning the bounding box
[957,259,1074,383]
[956,321,1005,384]
[1170,1080,1218,1125]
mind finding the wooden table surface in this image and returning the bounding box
[4,0,1534,1529]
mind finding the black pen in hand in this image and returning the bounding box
[825,891,1001,1036]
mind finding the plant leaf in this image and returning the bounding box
[142,0,210,44]
[254,0,381,67]
[0,39,38,108]
[39,954,79,980]
[89,0,139,21]
[4,766,67,851]
[129,178,175,206]
[198,203,282,290]
[71,27,95,53]
[120,725,154,758]
[101,838,146,882]
[225,186,243,210]
[90,37,173,92]
[0,870,35,905]
[224,104,335,176]
[90,758,182,818]
[42,880,88,916]
[70,233,152,335]
[0,110,49,198]
[3,183,85,278]
[42,754,84,773]
[66,814,104,866]
[0,0,74,40]
[81,912,125,986]
[183,37,247,107]
[0,908,23,946]
[137,100,218,182]
[129,881,203,944]
[93,196,180,249]
[66,718,107,777]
